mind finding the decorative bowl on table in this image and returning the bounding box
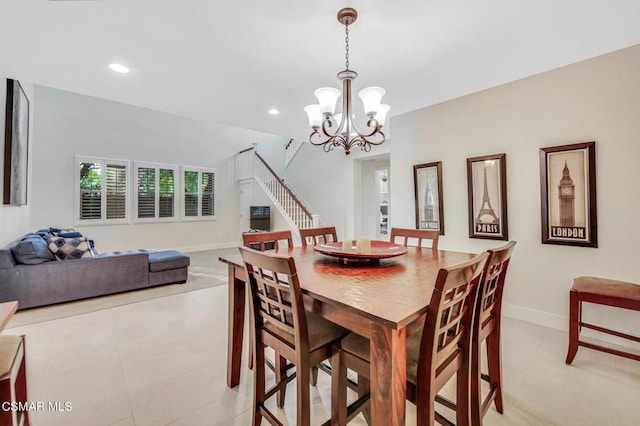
[313,240,407,264]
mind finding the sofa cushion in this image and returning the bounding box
[47,236,94,261]
[10,234,55,265]
[148,250,190,272]
[0,249,17,269]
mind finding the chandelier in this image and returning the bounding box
[304,8,389,155]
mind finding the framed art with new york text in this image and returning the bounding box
[413,161,444,234]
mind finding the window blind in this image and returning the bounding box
[106,164,127,220]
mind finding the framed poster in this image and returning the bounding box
[467,153,508,240]
[540,141,597,247]
[3,79,30,205]
[413,161,444,234]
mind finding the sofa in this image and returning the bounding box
[0,229,190,310]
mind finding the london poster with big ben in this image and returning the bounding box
[540,142,597,247]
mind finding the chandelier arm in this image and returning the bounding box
[347,117,382,140]
[319,117,342,139]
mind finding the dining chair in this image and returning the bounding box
[299,226,338,248]
[330,251,488,425]
[240,247,349,426]
[470,241,517,424]
[241,230,295,398]
[433,241,516,425]
[0,335,29,426]
[242,230,294,251]
[390,227,439,250]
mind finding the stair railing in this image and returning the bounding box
[237,146,318,230]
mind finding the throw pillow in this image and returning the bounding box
[10,235,56,265]
[49,227,79,236]
[57,231,83,238]
[47,236,94,261]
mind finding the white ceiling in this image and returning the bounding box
[2,0,640,141]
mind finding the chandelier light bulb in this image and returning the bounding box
[304,105,323,128]
[314,88,341,115]
[358,87,385,116]
[375,104,390,127]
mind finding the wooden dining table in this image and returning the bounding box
[0,301,18,332]
[219,245,475,425]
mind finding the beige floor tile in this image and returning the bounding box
[41,355,125,402]
[32,381,131,426]
[110,417,136,426]
[129,370,227,426]
[515,375,611,426]
[169,400,235,425]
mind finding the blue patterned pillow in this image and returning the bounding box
[47,236,94,260]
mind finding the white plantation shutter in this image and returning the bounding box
[137,167,156,218]
[159,168,175,218]
[106,164,127,219]
[202,171,215,216]
[182,167,216,220]
[134,162,177,222]
[76,157,129,224]
[184,170,199,217]
[79,161,102,220]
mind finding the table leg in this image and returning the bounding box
[370,323,407,425]
[227,264,246,387]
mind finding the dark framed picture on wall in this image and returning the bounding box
[413,161,444,234]
[3,79,30,205]
[467,153,508,240]
[540,141,597,247]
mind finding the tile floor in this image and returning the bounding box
[4,249,640,425]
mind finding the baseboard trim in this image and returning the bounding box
[503,302,640,351]
[179,242,239,253]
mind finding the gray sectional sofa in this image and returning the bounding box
[0,229,190,309]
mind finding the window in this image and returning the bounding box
[182,166,216,220]
[76,157,129,224]
[134,162,178,222]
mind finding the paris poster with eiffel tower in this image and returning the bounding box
[467,153,508,240]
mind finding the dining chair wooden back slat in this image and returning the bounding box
[390,227,439,250]
[242,230,294,251]
[299,226,338,248]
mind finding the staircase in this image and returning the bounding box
[284,138,305,168]
[237,146,319,230]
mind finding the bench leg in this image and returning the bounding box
[566,290,580,364]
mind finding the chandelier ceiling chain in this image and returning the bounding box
[344,24,350,69]
[304,7,390,155]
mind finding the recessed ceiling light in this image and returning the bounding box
[108,63,129,74]
[268,108,280,115]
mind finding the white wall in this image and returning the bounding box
[0,78,34,246]
[30,86,287,252]
[284,143,358,239]
[390,44,640,335]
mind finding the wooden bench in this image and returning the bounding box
[566,276,640,364]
